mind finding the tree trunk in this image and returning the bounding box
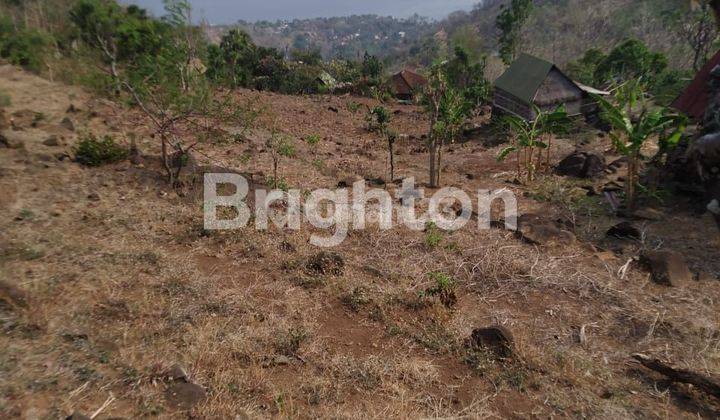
[429,138,438,188]
[161,134,174,186]
[626,152,638,212]
[436,138,446,187]
[388,138,395,183]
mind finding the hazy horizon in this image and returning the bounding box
[125,0,479,24]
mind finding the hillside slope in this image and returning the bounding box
[1,65,719,418]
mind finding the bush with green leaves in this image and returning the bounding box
[497,105,571,183]
[594,80,686,211]
[0,16,52,73]
[75,134,127,166]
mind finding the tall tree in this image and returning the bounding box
[670,0,718,71]
[495,0,532,65]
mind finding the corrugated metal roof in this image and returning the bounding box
[671,49,720,120]
[494,54,554,104]
[575,81,610,96]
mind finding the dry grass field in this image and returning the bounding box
[1,64,720,418]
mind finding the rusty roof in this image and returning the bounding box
[671,49,720,120]
[389,69,428,96]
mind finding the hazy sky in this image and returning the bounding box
[126,0,479,24]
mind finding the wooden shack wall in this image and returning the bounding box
[493,89,533,120]
[533,69,584,116]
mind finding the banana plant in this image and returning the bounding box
[593,79,685,211]
[497,104,571,183]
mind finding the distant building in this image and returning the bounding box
[671,49,720,121]
[493,54,607,121]
[388,69,428,101]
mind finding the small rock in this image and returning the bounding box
[469,326,514,358]
[43,135,60,147]
[262,355,294,367]
[516,214,575,246]
[165,382,206,410]
[0,280,29,308]
[696,271,717,282]
[66,412,91,420]
[306,252,345,276]
[35,153,55,162]
[60,117,75,131]
[167,364,189,382]
[0,109,8,130]
[66,104,79,113]
[632,208,663,221]
[337,175,363,188]
[328,106,339,113]
[87,192,101,202]
[556,151,606,179]
[639,250,694,287]
[607,222,641,240]
[0,132,24,149]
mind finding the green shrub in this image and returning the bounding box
[305,134,321,146]
[75,134,127,166]
[424,222,443,248]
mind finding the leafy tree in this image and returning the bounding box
[266,129,295,189]
[594,80,685,210]
[666,0,718,71]
[566,48,606,85]
[70,0,163,93]
[369,106,397,182]
[594,39,667,86]
[361,52,383,82]
[497,105,571,183]
[444,46,491,109]
[215,29,258,87]
[423,62,472,187]
[496,0,533,65]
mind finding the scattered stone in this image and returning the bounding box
[607,157,629,173]
[338,175,363,188]
[469,326,514,358]
[262,355,294,368]
[165,382,206,410]
[66,412,91,420]
[328,106,339,113]
[43,135,60,147]
[87,192,101,202]
[0,132,24,149]
[129,139,143,165]
[167,364,189,382]
[696,271,717,282]
[639,251,694,287]
[556,151,606,179]
[66,104,79,113]
[0,280,29,308]
[306,252,345,276]
[516,214,575,246]
[35,153,55,163]
[631,208,663,221]
[279,241,296,253]
[10,109,41,129]
[60,117,75,131]
[607,222,641,240]
[0,109,8,130]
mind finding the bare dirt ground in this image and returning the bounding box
[1,64,720,419]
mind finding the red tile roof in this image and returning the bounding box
[672,49,720,120]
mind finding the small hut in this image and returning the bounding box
[671,49,720,121]
[493,54,605,121]
[388,69,428,101]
